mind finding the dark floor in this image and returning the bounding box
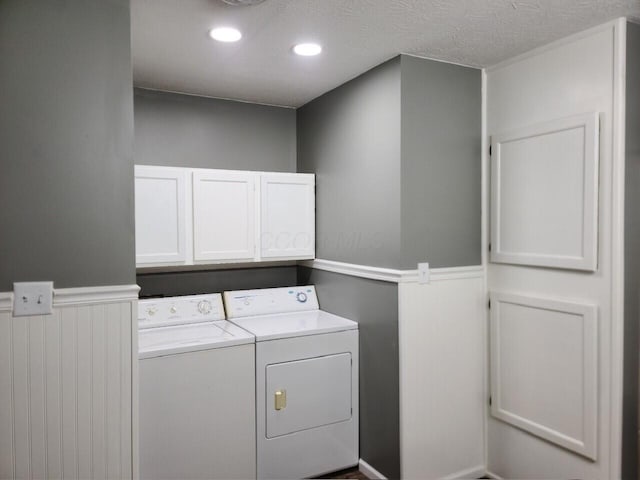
[316,467,369,479]
[316,467,490,479]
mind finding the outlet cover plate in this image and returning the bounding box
[13,282,54,317]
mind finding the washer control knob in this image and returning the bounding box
[169,306,177,314]
[197,300,212,315]
[147,307,157,316]
[296,292,308,303]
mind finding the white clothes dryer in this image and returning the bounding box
[138,293,256,480]
[224,286,359,480]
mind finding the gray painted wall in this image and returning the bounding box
[297,55,481,270]
[622,20,640,480]
[137,266,297,298]
[134,88,296,172]
[400,56,481,269]
[297,58,402,268]
[0,0,135,290]
[297,268,400,480]
[134,88,298,292]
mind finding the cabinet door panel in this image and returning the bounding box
[261,174,315,259]
[193,170,255,262]
[135,166,187,265]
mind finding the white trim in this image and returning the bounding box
[485,470,504,480]
[440,465,487,480]
[480,67,490,470]
[299,259,484,283]
[54,284,140,306]
[358,459,387,480]
[1,285,139,312]
[0,292,13,312]
[609,17,627,480]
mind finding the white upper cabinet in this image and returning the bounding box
[192,170,256,262]
[135,165,187,265]
[260,173,315,259]
[134,166,315,268]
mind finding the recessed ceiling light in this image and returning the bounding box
[209,27,242,43]
[293,43,322,56]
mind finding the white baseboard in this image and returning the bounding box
[485,470,504,479]
[441,464,487,479]
[359,459,387,479]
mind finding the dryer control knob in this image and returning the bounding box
[147,307,157,316]
[197,300,212,315]
[296,292,307,303]
[170,306,177,314]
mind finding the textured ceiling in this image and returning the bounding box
[131,0,640,107]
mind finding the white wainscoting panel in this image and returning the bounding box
[399,273,485,479]
[0,288,136,480]
[490,112,600,271]
[489,291,598,459]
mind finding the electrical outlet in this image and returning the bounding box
[418,262,430,284]
[13,282,54,317]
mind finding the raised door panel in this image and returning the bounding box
[260,173,315,259]
[135,166,187,265]
[490,113,599,271]
[192,170,256,262]
[489,291,598,459]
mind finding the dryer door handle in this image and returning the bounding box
[275,390,287,410]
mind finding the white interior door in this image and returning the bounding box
[192,170,256,262]
[260,173,315,259]
[485,21,623,479]
[134,165,187,265]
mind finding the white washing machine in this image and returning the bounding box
[224,286,359,480]
[138,293,256,480]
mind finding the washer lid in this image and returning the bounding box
[229,310,357,342]
[138,320,254,359]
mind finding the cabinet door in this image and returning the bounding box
[192,170,256,262]
[135,166,187,265]
[260,173,315,259]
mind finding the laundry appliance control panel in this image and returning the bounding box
[224,286,319,318]
[138,293,225,329]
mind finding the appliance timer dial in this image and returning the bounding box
[296,292,308,303]
[197,300,212,315]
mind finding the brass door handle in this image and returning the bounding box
[275,390,287,410]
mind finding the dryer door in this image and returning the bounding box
[265,353,352,438]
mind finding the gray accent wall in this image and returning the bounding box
[0,0,135,290]
[400,56,481,268]
[297,58,402,268]
[622,20,640,480]
[297,55,481,270]
[297,268,400,480]
[137,266,297,298]
[134,88,296,172]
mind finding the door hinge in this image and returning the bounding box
[489,144,492,156]
[488,299,491,309]
[489,396,492,407]
[488,242,492,253]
